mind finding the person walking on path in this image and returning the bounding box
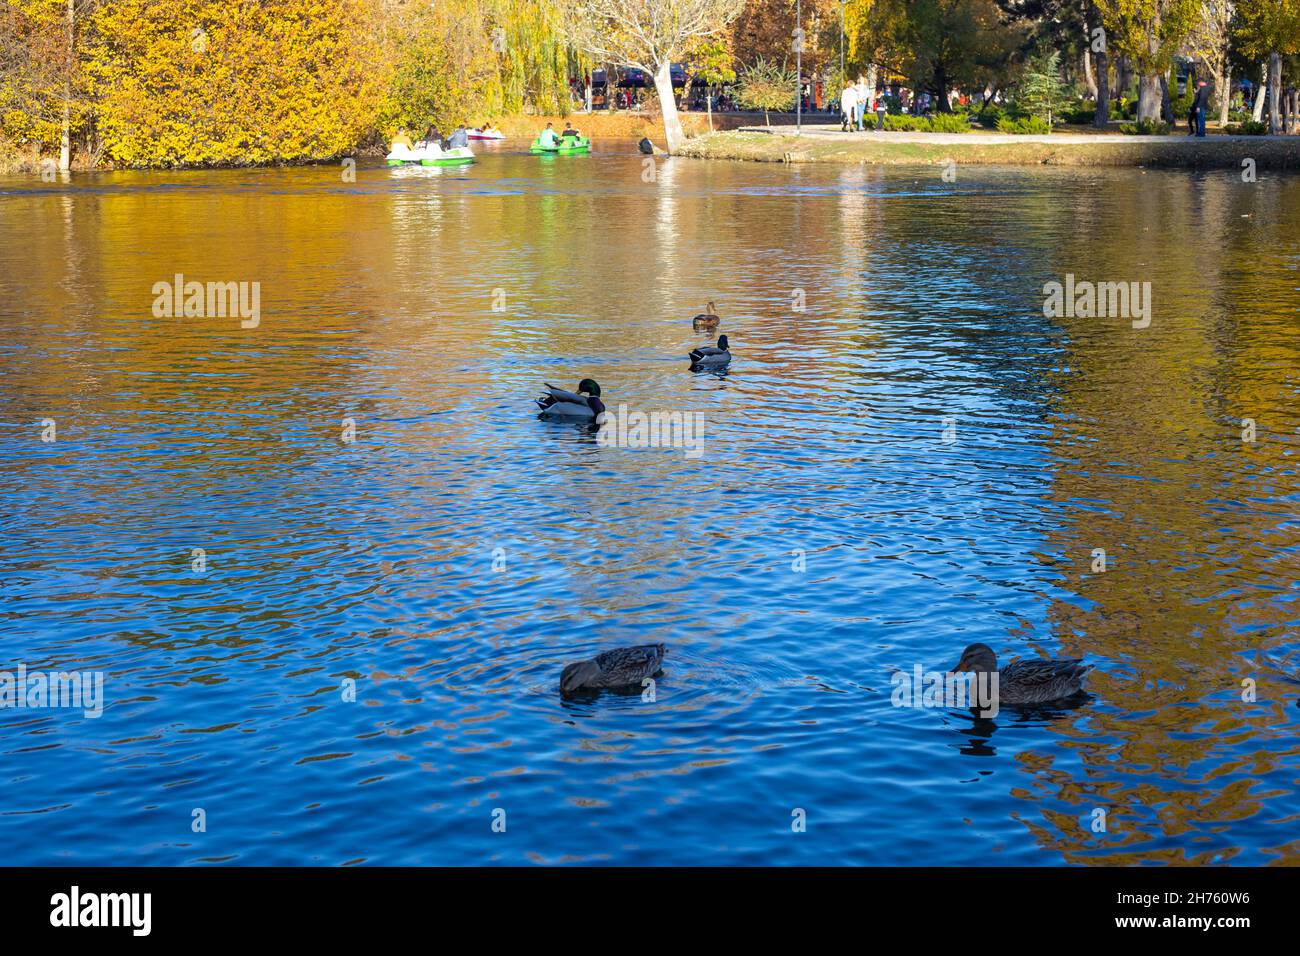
[1192,79,1212,137]
[841,81,858,132]
[875,90,887,130]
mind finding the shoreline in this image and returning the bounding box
[676,127,1300,170]
[1,112,717,174]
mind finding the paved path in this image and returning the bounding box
[737,123,1289,146]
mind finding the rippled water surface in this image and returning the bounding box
[2,145,1299,865]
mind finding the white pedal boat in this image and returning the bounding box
[385,143,476,166]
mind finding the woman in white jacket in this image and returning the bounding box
[841,82,857,132]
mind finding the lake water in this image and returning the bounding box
[2,144,1298,865]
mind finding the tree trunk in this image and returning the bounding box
[58,0,73,171]
[1116,56,1131,101]
[1269,51,1282,134]
[1159,73,1173,123]
[653,59,685,152]
[706,90,713,132]
[1094,48,1109,127]
[1218,68,1230,127]
[1253,61,1267,121]
[934,65,950,112]
[1137,74,1161,123]
[1082,10,1097,101]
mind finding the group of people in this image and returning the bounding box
[839,79,888,132]
[390,123,485,152]
[537,121,582,148]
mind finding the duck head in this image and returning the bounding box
[578,378,601,397]
[560,659,601,696]
[952,643,997,673]
[706,301,717,316]
[717,335,730,351]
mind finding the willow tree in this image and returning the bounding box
[1094,0,1199,122]
[562,0,740,152]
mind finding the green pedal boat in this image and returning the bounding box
[530,135,591,154]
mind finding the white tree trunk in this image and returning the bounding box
[1137,74,1162,123]
[1218,68,1230,127]
[59,0,73,171]
[654,59,685,153]
[1253,61,1267,121]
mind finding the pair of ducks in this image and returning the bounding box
[536,303,731,421]
[561,642,1093,703]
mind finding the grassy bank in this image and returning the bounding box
[494,112,716,141]
[676,129,1300,170]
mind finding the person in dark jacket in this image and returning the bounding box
[1191,79,1212,137]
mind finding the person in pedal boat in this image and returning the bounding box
[539,123,560,148]
[447,125,469,149]
[420,125,441,148]
[390,127,414,151]
[562,121,580,138]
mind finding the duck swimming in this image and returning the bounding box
[536,378,605,421]
[951,643,1092,706]
[689,334,731,370]
[692,301,720,330]
[560,643,666,696]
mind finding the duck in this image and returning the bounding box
[536,379,605,421]
[560,643,666,696]
[951,643,1092,706]
[689,334,731,371]
[692,301,720,330]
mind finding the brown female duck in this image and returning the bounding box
[692,301,720,330]
[560,643,665,696]
[951,643,1092,705]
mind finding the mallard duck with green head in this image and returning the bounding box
[536,378,605,421]
[689,334,731,370]
[951,643,1092,705]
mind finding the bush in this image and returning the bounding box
[881,113,926,131]
[1060,103,1096,124]
[969,104,1006,129]
[926,112,972,133]
[996,115,1051,134]
[1119,119,1172,135]
[881,112,973,133]
[1224,120,1268,135]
